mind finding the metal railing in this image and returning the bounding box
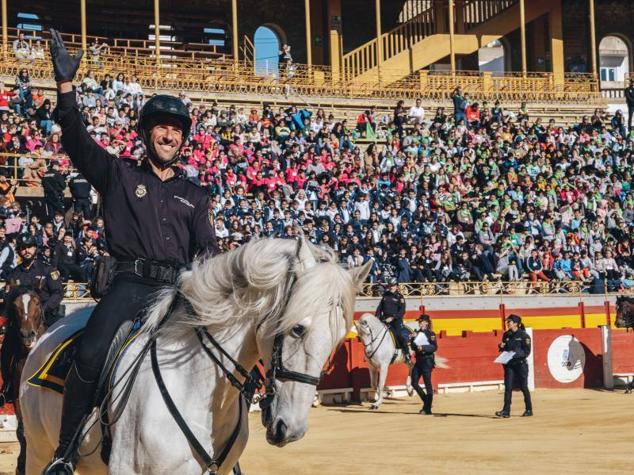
[358,280,617,298]
[5,279,619,303]
[0,41,602,103]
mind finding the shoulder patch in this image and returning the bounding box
[525,337,531,345]
[208,199,215,227]
[430,334,436,340]
[50,270,60,281]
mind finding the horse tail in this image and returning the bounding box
[435,355,450,369]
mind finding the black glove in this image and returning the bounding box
[49,29,83,83]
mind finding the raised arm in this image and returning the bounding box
[49,29,115,194]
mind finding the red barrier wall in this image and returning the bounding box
[611,329,634,374]
[319,327,621,399]
[532,328,604,389]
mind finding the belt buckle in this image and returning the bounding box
[133,259,145,277]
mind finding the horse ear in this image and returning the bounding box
[350,259,372,287]
[296,236,316,271]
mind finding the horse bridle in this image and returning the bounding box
[149,274,322,474]
[359,321,390,361]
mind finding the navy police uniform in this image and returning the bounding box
[52,90,219,460]
[7,260,64,325]
[68,173,92,219]
[498,327,533,416]
[375,288,410,359]
[411,327,437,414]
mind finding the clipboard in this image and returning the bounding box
[494,351,515,364]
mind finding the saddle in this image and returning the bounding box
[388,325,414,364]
[27,320,141,463]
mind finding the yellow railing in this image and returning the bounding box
[0,48,601,103]
[462,0,517,29]
[343,4,436,81]
[342,0,517,81]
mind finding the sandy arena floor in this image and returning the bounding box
[1,389,632,474]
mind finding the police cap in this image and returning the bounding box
[17,234,37,250]
[138,94,192,139]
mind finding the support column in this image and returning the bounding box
[153,0,161,65]
[434,0,447,34]
[588,0,597,76]
[375,0,382,83]
[520,0,527,76]
[448,0,455,74]
[550,0,565,86]
[231,0,238,64]
[80,0,87,54]
[1,0,7,58]
[327,0,342,79]
[304,0,312,67]
[455,0,465,34]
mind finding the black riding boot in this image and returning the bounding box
[43,363,98,475]
[423,393,433,414]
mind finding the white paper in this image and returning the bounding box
[413,332,430,347]
[494,351,515,364]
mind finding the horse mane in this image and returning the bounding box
[142,238,356,342]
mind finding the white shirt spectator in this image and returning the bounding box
[408,103,425,124]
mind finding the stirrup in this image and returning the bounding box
[42,457,75,475]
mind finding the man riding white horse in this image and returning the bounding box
[44,30,218,474]
[375,278,411,365]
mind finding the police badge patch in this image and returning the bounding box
[50,271,60,281]
[135,184,147,198]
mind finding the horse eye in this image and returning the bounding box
[291,324,307,338]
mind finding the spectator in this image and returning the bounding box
[408,98,425,125]
[12,32,30,60]
[88,40,108,67]
[41,162,67,219]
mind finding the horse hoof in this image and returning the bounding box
[370,404,379,410]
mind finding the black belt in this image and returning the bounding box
[116,259,180,284]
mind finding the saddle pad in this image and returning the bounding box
[27,330,84,394]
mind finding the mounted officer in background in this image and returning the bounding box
[6,234,64,326]
[44,30,218,474]
[375,278,411,365]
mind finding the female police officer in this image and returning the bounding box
[45,30,218,474]
[411,314,437,415]
[496,314,533,418]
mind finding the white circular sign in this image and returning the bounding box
[547,335,585,383]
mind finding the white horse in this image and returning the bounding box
[20,237,371,474]
[355,313,413,410]
[355,313,448,410]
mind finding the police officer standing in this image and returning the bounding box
[6,234,64,326]
[68,172,92,219]
[41,161,67,220]
[375,278,411,365]
[411,314,437,415]
[45,30,218,474]
[496,314,533,418]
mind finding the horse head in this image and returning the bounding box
[256,237,371,447]
[7,286,44,350]
[615,296,634,329]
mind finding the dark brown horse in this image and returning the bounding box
[615,296,634,394]
[1,287,44,475]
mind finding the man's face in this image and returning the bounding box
[149,117,184,164]
[19,245,36,260]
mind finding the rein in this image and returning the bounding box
[363,323,390,361]
[147,283,323,474]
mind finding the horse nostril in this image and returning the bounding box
[274,419,287,441]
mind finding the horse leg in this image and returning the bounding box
[626,380,633,394]
[372,365,388,410]
[368,366,377,405]
[406,368,414,397]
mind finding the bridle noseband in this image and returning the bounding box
[359,321,390,361]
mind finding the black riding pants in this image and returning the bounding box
[503,360,532,412]
[74,274,162,382]
[411,364,433,410]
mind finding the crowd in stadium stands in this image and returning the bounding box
[0,65,634,294]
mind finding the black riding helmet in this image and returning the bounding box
[138,94,191,168]
[16,234,37,250]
